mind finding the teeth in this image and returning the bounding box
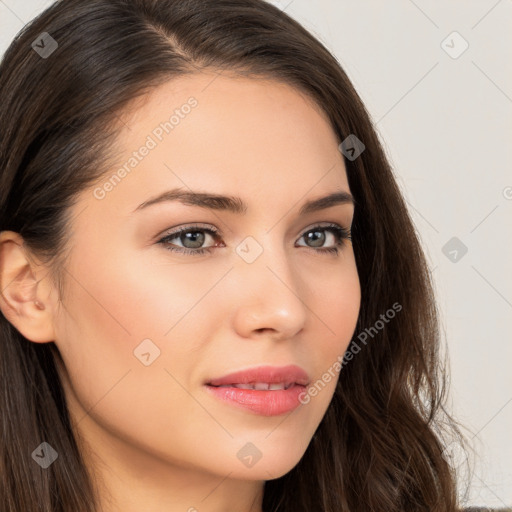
[216,382,292,390]
[232,384,254,390]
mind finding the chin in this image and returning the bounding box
[221,437,311,481]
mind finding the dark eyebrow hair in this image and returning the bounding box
[133,188,354,215]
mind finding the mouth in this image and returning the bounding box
[203,365,310,416]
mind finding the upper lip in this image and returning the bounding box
[206,364,310,387]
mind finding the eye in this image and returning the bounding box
[156,222,352,256]
[296,223,352,255]
[157,223,222,256]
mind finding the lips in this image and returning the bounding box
[206,364,310,388]
[204,364,310,416]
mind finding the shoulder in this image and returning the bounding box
[460,508,512,512]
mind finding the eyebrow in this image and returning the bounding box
[133,188,354,215]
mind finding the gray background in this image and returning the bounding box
[1,0,511,507]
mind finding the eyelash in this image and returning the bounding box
[157,223,352,256]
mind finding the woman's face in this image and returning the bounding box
[49,72,361,485]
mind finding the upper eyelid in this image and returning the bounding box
[159,223,219,240]
[160,222,347,234]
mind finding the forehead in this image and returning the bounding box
[85,71,350,216]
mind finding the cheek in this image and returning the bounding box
[54,245,223,410]
[53,250,217,461]
[287,256,360,418]
[308,256,361,355]
[64,245,220,341]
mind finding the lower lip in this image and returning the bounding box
[204,384,307,416]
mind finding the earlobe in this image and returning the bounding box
[0,230,55,343]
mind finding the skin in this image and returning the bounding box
[0,71,361,512]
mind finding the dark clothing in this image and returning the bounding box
[461,508,512,511]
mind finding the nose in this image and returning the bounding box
[230,242,308,341]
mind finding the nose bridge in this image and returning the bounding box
[236,233,297,292]
[231,233,307,337]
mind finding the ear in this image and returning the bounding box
[0,230,56,342]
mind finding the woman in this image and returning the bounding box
[0,0,506,511]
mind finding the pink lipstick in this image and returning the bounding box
[204,364,309,416]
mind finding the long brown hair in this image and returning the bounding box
[0,0,471,510]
